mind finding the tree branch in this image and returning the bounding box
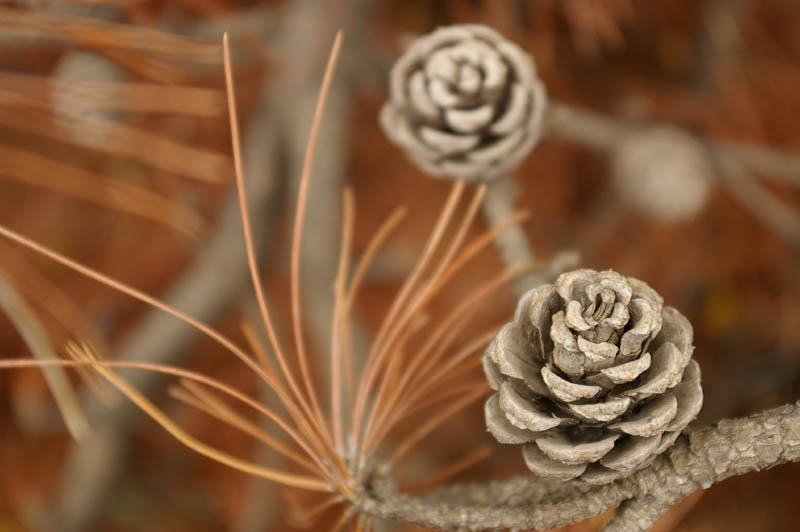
[353,399,800,531]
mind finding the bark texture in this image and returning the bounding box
[353,399,800,531]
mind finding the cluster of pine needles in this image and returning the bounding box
[0,26,527,529]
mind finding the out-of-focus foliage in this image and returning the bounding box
[1,1,800,531]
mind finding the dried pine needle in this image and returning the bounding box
[0,106,228,183]
[65,344,331,491]
[0,8,220,64]
[0,28,524,527]
[223,32,342,473]
[0,144,205,237]
[0,267,89,441]
[0,71,224,115]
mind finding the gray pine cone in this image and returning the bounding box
[611,127,713,222]
[380,24,547,182]
[483,269,703,485]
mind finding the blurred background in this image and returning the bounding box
[1,0,800,531]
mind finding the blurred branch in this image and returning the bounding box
[547,100,800,244]
[0,71,224,115]
[693,0,747,89]
[0,7,220,63]
[44,82,283,532]
[717,141,800,186]
[0,106,229,183]
[710,153,800,248]
[171,4,278,42]
[0,266,90,441]
[547,100,800,181]
[0,144,205,238]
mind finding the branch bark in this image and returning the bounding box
[353,399,800,531]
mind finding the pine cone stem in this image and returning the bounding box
[481,177,537,297]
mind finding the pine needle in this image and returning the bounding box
[169,381,320,475]
[0,223,279,385]
[0,8,220,64]
[63,344,332,491]
[0,144,205,237]
[222,32,339,467]
[351,181,465,451]
[288,30,345,441]
[1,350,337,484]
[0,71,224,115]
[0,106,228,183]
[0,243,113,403]
[240,321,278,378]
[331,188,355,451]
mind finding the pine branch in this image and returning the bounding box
[353,399,800,531]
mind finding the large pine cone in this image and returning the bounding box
[380,24,547,182]
[483,269,703,484]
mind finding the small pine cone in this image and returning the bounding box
[380,24,547,182]
[483,269,703,485]
[53,51,125,144]
[612,127,713,222]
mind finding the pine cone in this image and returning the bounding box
[612,127,713,222]
[483,269,703,484]
[380,24,547,182]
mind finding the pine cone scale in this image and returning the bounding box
[523,443,587,480]
[541,366,602,402]
[610,393,678,437]
[599,434,661,472]
[623,342,685,397]
[485,394,539,444]
[598,352,651,385]
[499,382,566,432]
[567,396,631,423]
[536,432,620,465]
[665,360,703,431]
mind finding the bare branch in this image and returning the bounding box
[354,399,800,531]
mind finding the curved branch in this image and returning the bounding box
[357,472,633,531]
[354,399,800,531]
[601,496,674,532]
